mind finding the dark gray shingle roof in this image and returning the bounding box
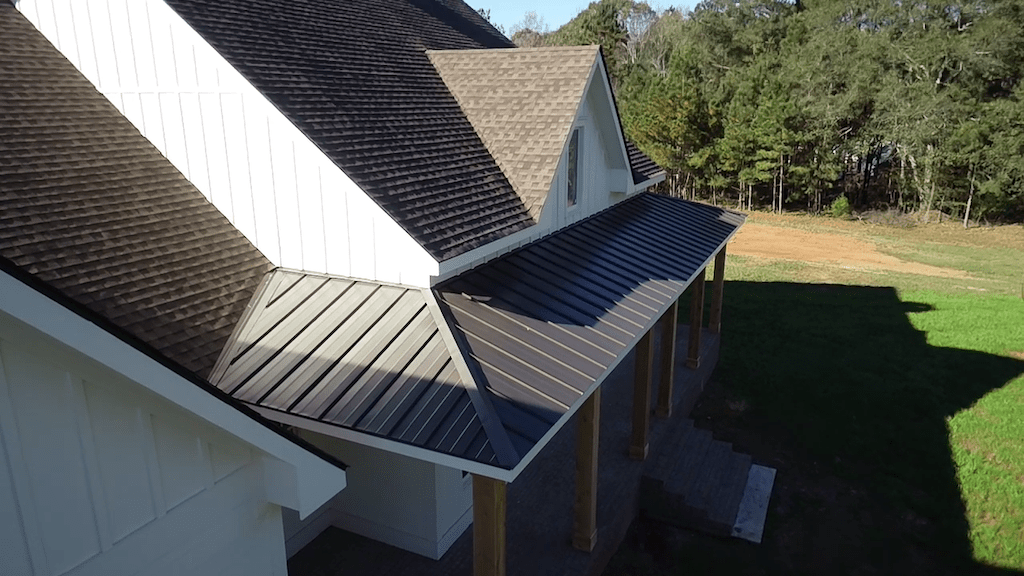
[0,6,272,379]
[164,0,535,261]
[626,140,665,184]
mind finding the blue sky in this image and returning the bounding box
[470,2,698,37]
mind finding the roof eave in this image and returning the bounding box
[0,262,347,517]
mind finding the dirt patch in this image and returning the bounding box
[730,222,973,278]
[1008,351,1024,361]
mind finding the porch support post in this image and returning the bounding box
[630,329,654,460]
[687,267,707,369]
[709,246,728,335]
[473,474,507,576]
[655,300,678,418]
[572,386,601,552]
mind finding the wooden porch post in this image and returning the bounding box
[687,268,707,369]
[630,329,654,460]
[473,474,507,576]
[709,247,728,335]
[655,300,678,418]
[572,386,601,552]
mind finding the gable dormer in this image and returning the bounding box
[428,46,661,280]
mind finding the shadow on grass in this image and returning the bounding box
[615,281,1024,575]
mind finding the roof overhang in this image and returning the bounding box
[211,194,743,483]
[0,266,346,518]
[435,193,745,479]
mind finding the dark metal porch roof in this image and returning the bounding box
[436,193,744,469]
[211,193,744,479]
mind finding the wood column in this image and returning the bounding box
[473,474,507,576]
[687,268,707,369]
[709,247,728,335]
[630,329,654,460]
[655,300,678,418]
[572,387,601,552]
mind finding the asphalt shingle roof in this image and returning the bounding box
[163,0,535,261]
[626,139,665,184]
[428,46,600,219]
[0,6,272,379]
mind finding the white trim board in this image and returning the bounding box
[0,270,346,518]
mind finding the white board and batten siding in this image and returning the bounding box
[0,319,288,576]
[282,430,473,560]
[17,0,438,287]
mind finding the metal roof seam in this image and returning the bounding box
[330,305,438,427]
[281,283,395,413]
[249,281,367,405]
[520,247,663,315]
[311,290,418,420]
[233,275,335,366]
[443,297,606,376]
[500,256,648,327]
[467,352,572,411]
[422,287,520,467]
[229,278,355,399]
[460,331,590,396]
[469,265,631,346]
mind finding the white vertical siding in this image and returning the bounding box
[285,430,449,559]
[18,0,438,286]
[0,327,289,576]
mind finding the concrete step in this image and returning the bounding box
[640,420,774,542]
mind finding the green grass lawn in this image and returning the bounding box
[722,248,1024,571]
[608,218,1024,574]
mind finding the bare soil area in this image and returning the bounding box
[730,222,973,278]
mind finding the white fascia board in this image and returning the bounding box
[432,220,546,284]
[252,407,519,484]
[592,55,632,175]
[631,171,668,194]
[0,270,346,518]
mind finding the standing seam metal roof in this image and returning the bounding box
[212,194,744,475]
[209,271,499,465]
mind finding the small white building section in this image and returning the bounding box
[16,0,438,287]
[283,431,473,560]
[0,271,346,576]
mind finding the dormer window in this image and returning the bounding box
[567,128,580,207]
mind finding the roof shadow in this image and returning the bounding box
[709,281,1024,573]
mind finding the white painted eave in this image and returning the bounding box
[0,269,346,518]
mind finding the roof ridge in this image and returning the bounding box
[426,45,600,55]
[422,287,520,469]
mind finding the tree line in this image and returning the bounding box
[502,0,1024,223]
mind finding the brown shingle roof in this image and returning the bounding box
[0,6,272,378]
[428,46,600,219]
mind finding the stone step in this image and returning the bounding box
[640,420,774,542]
